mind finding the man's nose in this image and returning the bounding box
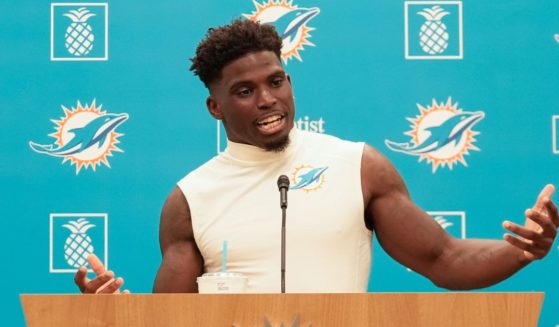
[257,88,277,110]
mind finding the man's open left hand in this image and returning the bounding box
[503,184,559,261]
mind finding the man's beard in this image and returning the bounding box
[264,135,290,152]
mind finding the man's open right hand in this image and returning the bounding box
[74,253,129,294]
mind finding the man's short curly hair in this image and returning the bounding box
[190,19,283,88]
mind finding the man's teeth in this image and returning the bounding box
[257,115,283,129]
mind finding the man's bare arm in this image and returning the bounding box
[152,186,204,293]
[361,144,558,290]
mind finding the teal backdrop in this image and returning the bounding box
[2,0,559,326]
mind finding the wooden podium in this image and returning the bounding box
[20,292,543,327]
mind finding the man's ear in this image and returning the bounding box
[286,74,294,99]
[206,96,223,120]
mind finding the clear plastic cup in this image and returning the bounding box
[197,272,248,294]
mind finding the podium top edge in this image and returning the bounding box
[20,292,546,296]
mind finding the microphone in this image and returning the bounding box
[277,175,290,293]
[277,175,289,209]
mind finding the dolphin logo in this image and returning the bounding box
[244,1,320,63]
[291,166,327,190]
[385,111,484,155]
[29,113,128,157]
[270,7,320,44]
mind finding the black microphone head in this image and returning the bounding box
[277,175,290,190]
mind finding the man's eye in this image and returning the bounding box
[237,88,253,97]
[271,78,284,87]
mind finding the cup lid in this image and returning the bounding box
[201,272,246,278]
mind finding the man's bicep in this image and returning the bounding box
[153,240,203,292]
[362,145,450,276]
[371,191,450,274]
[153,187,203,293]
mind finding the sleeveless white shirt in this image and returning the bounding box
[177,127,372,293]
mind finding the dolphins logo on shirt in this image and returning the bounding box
[290,165,327,192]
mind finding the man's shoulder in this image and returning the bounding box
[177,154,223,189]
[301,129,361,145]
[300,130,364,157]
[302,131,397,183]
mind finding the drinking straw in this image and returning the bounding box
[221,240,228,272]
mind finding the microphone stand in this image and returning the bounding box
[281,202,286,293]
[277,175,289,294]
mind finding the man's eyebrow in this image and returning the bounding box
[228,70,286,91]
[269,70,286,77]
[228,80,252,92]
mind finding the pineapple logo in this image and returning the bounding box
[405,1,463,60]
[430,211,466,239]
[417,6,449,55]
[553,116,559,155]
[63,7,95,56]
[50,213,108,273]
[385,98,484,172]
[29,100,128,174]
[243,0,320,63]
[63,218,95,268]
[51,3,108,61]
[433,216,453,230]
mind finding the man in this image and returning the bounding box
[75,19,559,294]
